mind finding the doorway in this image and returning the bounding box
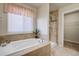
[64,10,79,51]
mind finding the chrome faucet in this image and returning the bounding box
[41,39,44,43]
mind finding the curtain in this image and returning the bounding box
[4,4,36,18]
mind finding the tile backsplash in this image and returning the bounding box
[0,33,35,45]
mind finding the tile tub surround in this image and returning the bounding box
[23,43,51,56]
[0,33,34,45]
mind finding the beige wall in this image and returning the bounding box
[58,4,79,47]
[37,4,49,41]
[64,11,79,44]
[0,3,7,34]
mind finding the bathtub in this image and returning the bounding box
[0,38,48,56]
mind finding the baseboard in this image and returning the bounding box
[64,40,79,51]
[64,40,79,45]
[64,40,79,44]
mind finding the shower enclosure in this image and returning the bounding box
[49,10,58,45]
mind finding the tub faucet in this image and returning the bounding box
[41,39,44,43]
[38,38,44,43]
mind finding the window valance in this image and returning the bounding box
[4,4,36,17]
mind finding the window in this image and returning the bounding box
[8,13,33,33]
[23,16,33,33]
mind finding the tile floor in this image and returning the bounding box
[51,46,79,56]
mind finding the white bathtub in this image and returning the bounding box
[0,38,48,56]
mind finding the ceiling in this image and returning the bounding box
[24,3,72,11]
[50,3,72,11]
[25,3,44,8]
